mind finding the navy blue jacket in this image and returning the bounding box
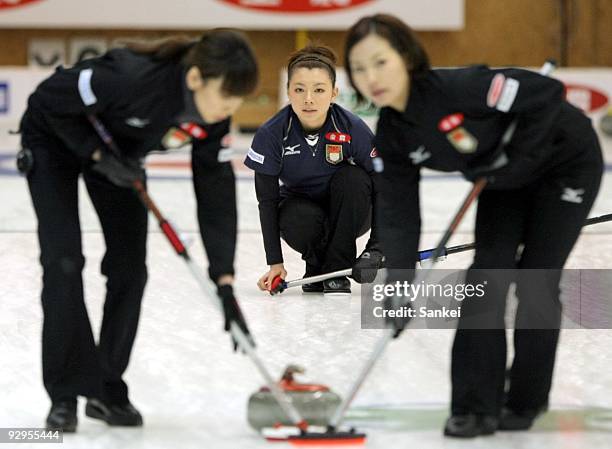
[244,104,376,264]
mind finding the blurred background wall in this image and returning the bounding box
[1,0,611,128]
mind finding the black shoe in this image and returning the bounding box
[302,281,324,293]
[302,263,323,293]
[85,398,143,426]
[498,407,541,431]
[443,414,498,438]
[46,400,77,433]
[323,276,351,295]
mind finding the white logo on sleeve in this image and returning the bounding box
[496,78,520,112]
[408,145,431,165]
[247,148,265,164]
[561,187,584,204]
[78,68,97,106]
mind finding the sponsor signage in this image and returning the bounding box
[565,84,609,113]
[0,0,464,30]
[218,0,374,13]
[0,0,43,10]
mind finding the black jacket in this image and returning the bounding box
[21,48,236,282]
[375,65,596,270]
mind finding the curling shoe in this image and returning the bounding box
[498,407,542,430]
[302,281,324,293]
[443,414,498,438]
[323,276,351,296]
[85,398,143,426]
[302,263,324,293]
[46,400,77,432]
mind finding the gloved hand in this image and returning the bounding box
[463,147,542,190]
[217,284,255,352]
[352,245,385,284]
[384,293,412,338]
[462,149,509,183]
[381,269,416,338]
[91,150,144,188]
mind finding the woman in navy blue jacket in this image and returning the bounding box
[244,45,383,296]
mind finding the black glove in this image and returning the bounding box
[384,293,412,338]
[91,150,144,188]
[382,269,417,338]
[352,246,385,284]
[16,148,34,175]
[217,284,255,352]
[463,148,509,183]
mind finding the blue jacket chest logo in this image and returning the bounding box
[283,143,301,156]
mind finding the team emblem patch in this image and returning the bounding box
[438,113,464,132]
[325,144,343,164]
[180,122,208,139]
[325,132,351,143]
[446,127,478,154]
[162,127,191,149]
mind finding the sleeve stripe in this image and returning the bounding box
[78,68,97,106]
[487,73,505,107]
[247,148,265,164]
[496,78,520,112]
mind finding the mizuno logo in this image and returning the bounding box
[125,117,150,128]
[561,187,584,204]
[283,144,301,155]
[408,145,431,165]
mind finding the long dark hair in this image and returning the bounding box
[287,43,337,87]
[344,14,430,103]
[125,29,258,97]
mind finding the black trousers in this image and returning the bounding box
[23,125,148,404]
[278,165,372,274]
[451,136,603,416]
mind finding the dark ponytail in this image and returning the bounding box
[123,35,194,60]
[126,29,259,97]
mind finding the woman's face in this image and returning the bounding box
[287,67,338,131]
[349,33,410,111]
[186,68,244,124]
